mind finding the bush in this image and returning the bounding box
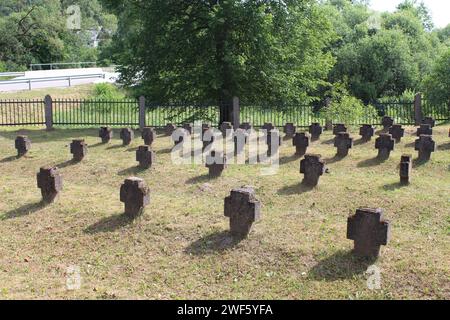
[90,83,126,100]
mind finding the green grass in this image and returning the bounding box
[0,125,449,299]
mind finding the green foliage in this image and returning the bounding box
[320,83,377,124]
[423,49,450,110]
[90,83,125,100]
[106,0,336,104]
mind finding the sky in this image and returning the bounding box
[370,0,450,28]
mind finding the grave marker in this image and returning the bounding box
[292,132,310,156]
[416,124,432,137]
[389,124,405,143]
[141,127,156,146]
[400,154,412,185]
[415,135,436,161]
[308,123,323,141]
[382,116,394,130]
[334,132,353,157]
[37,166,62,203]
[375,133,395,159]
[333,124,347,136]
[136,145,155,169]
[120,177,150,218]
[120,128,134,146]
[300,154,326,187]
[15,135,31,157]
[283,123,296,138]
[99,127,113,143]
[70,139,87,161]
[359,124,375,141]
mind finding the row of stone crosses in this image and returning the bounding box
[10,116,446,259]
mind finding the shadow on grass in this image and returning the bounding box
[186,173,217,185]
[156,147,173,155]
[185,230,241,255]
[279,154,301,165]
[438,143,450,151]
[126,147,138,152]
[404,141,416,148]
[354,138,371,146]
[357,156,386,168]
[382,182,408,191]
[84,213,133,234]
[0,155,18,163]
[309,250,376,281]
[321,138,334,145]
[324,155,345,165]
[1,201,47,220]
[107,144,126,150]
[118,165,147,176]
[0,129,99,143]
[89,142,106,148]
[55,159,80,169]
[277,181,315,196]
[413,158,430,168]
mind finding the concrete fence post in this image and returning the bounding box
[325,97,333,131]
[139,96,146,130]
[232,96,240,129]
[414,93,423,126]
[44,95,53,130]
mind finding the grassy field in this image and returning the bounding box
[0,84,96,100]
[0,124,449,300]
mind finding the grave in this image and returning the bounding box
[389,124,405,143]
[239,122,252,131]
[416,124,432,137]
[37,166,63,203]
[300,154,326,187]
[120,128,134,146]
[382,116,394,130]
[292,132,310,156]
[414,135,436,161]
[334,132,353,157]
[224,187,261,239]
[182,123,193,134]
[220,122,233,137]
[266,130,281,157]
[262,123,275,132]
[233,128,248,156]
[421,117,435,128]
[283,123,296,138]
[136,145,156,169]
[400,154,412,185]
[15,135,31,157]
[375,133,395,159]
[99,127,113,143]
[70,139,88,161]
[141,127,156,146]
[206,151,227,177]
[359,124,375,141]
[165,123,177,136]
[308,123,323,141]
[333,123,347,136]
[347,208,391,258]
[120,177,150,218]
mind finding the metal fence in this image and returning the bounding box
[0,96,448,128]
[0,99,45,126]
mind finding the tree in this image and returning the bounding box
[423,49,450,111]
[105,0,335,122]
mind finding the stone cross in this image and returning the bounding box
[120,177,150,218]
[292,132,310,156]
[206,151,227,177]
[239,122,252,131]
[224,187,261,239]
[382,116,394,130]
[300,154,326,187]
[400,154,412,185]
[283,123,296,138]
[202,128,215,152]
[201,124,211,141]
[334,132,353,157]
[15,135,31,157]
[375,133,395,159]
[165,123,177,136]
[262,123,275,133]
[359,124,375,141]
[266,130,281,157]
[182,123,193,134]
[99,127,113,143]
[220,122,233,137]
[333,123,347,136]
[120,128,134,146]
[70,139,88,161]
[347,208,391,258]
[389,124,405,143]
[416,124,432,137]
[37,166,63,203]
[141,127,155,146]
[136,145,155,169]
[415,135,436,161]
[421,117,435,128]
[233,128,248,156]
[308,123,323,141]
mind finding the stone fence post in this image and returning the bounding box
[139,96,146,130]
[44,95,53,130]
[414,93,423,126]
[232,96,240,129]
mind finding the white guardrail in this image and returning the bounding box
[0,73,106,90]
[0,72,26,77]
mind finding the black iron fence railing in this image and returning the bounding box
[0,96,448,128]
